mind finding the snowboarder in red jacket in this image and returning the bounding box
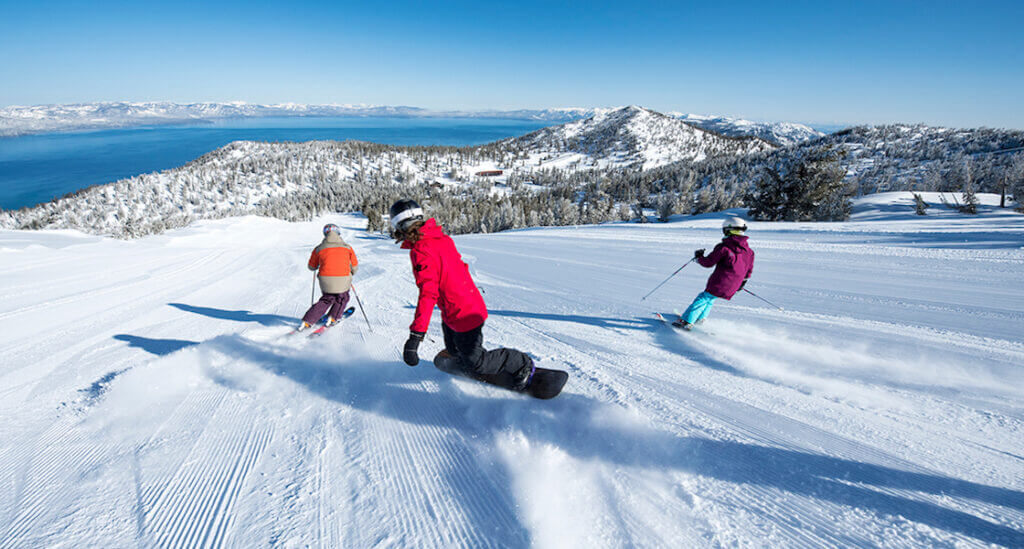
[675,217,754,330]
[390,199,566,397]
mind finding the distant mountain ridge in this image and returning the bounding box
[0,101,825,144]
[669,112,824,146]
[0,101,599,137]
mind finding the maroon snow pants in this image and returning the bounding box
[301,291,350,324]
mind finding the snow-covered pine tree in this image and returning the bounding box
[745,146,851,221]
[961,160,979,214]
[657,193,678,222]
[912,192,930,215]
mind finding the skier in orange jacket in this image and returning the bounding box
[298,223,358,331]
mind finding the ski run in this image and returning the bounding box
[1,192,1022,548]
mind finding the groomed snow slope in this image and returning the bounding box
[1,194,1022,547]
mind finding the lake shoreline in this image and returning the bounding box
[0,117,549,210]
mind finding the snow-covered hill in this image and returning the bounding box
[670,112,824,146]
[503,106,775,170]
[1,194,1022,547]
[643,122,1024,205]
[824,124,1024,188]
[0,101,600,137]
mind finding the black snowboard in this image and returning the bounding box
[525,368,569,399]
[433,352,568,399]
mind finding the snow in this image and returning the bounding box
[1,194,1023,547]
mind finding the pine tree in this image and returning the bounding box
[911,192,929,215]
[745,146,851,221]
[960,160,979,214]
[1010,154,1024,213]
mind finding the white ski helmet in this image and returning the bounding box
[722,217,748,233]
[389,199,425,231]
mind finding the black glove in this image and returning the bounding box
[403,331,425,366]
[739,279,747,291]
[694,249,706,259]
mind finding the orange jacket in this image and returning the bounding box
[309,244,358,276]
[308,233,358,294]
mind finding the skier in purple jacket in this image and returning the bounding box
[674,217,755,330]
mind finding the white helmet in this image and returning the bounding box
[389,199,424,231]
[723,217,748,232]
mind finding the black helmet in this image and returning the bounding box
[389,199,424,232]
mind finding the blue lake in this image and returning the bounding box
[0,117,550,210]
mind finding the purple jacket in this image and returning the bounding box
[698,235,754,300]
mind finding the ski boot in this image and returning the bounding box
[671,319,693,331]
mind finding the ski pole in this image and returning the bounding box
[350,283,373,332]
[641,258,695,301]
[311,270,318,306]
[743,288,784,311]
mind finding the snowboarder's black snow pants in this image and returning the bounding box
[438,322,534,390]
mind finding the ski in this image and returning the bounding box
[655,312,714,335]
[654,312,688,329]
[307,306,356,338]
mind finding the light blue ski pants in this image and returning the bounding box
[682,291,717,324]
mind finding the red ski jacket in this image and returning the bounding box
[403,218,488,333]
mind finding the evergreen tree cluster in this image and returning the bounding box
[744,147,854,221]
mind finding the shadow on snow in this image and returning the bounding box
[113,334,198,356]
[168,302,296,327]
[487,309,650,332]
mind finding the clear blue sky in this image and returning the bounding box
[1,0,1021,128]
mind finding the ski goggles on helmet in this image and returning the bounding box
[389,207,424,231]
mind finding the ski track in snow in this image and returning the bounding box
[1,203,1023,547]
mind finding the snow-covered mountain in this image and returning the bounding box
[669,112,824,146]
[0,101,600,137]
[504,106,775,170]
[2,196,1022,547]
